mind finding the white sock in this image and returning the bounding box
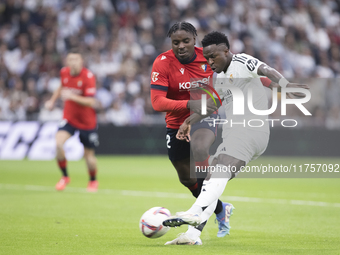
[200,199,218,223]
[186,200,218,240]
[188,164,231,213]
[186,226,201,240]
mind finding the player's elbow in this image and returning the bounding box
[151,97,164,112]
[151,101,164,112]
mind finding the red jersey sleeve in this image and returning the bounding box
[60,67,67,87]
[83,70,96,97]
[150,56,188,112]
[151,89,188,112]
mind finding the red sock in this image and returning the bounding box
[58,159,67,169]
[88,169,97,181]
[188,182,198,191]
[195,156,210,169]
[188,182,199,197]
[57,159,68,177]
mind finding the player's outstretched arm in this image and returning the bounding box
[45,84,62,110]
[151,89,218,113]
[257,64,309,98]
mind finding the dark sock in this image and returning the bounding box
[196,221,207,232]
[58,159,68,177]
[188,183,199,197]
[89,169,97,181]
[214,199,223,215]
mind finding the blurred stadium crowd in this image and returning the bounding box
[0,0,340,129]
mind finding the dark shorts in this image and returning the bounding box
[166,114,219,162]
[58,120,99,149]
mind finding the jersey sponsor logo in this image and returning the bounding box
[85,87,96,95]
[161,56,166,60]
[246,59,258,71]
[179,77,210,90]
[151,72,159,82]
[64,87,82,95]
[200,63,207,72]
[179,68,184,74]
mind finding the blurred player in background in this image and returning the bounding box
[45,49,99,192]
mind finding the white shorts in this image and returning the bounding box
[211,128,269,164]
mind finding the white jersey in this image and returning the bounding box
[214,53,270,138]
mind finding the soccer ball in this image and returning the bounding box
[139,207,171,238]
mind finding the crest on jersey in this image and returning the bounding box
[77,80,82,87]
[179,68,184,74]
[151,72,159,82]
[200,63,207,72]
[229,74,233,83]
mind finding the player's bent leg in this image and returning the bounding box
[190,128,215,162]
[55,130,72,191]
[84,147,98,192]
[171,158,197,191]
[191,128,231,236]
[182,155,244,217]
[55,130,72,161]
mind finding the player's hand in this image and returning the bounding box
[44,100,54,111]
[187,99,217,115]
[60,89,75,101]
[286,83,310,98]
[176,121,191,142]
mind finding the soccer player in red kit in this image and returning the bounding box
[45,49,99,192]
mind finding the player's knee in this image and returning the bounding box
[55,141,65,152]
[192,146,209,161]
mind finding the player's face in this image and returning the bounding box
[66,53,83,75]
[203,44,229,73]
[171,30,196,63]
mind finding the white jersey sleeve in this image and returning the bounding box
[233,53,264,78]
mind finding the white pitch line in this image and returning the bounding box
[1,183,340,208]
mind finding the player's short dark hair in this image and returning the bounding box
[167,21,197,38]
[201,31,230,49]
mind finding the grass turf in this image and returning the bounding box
[1,156,340,255]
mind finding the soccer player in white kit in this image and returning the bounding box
[163,31,309,245]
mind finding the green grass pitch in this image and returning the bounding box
[1,156,340,255]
